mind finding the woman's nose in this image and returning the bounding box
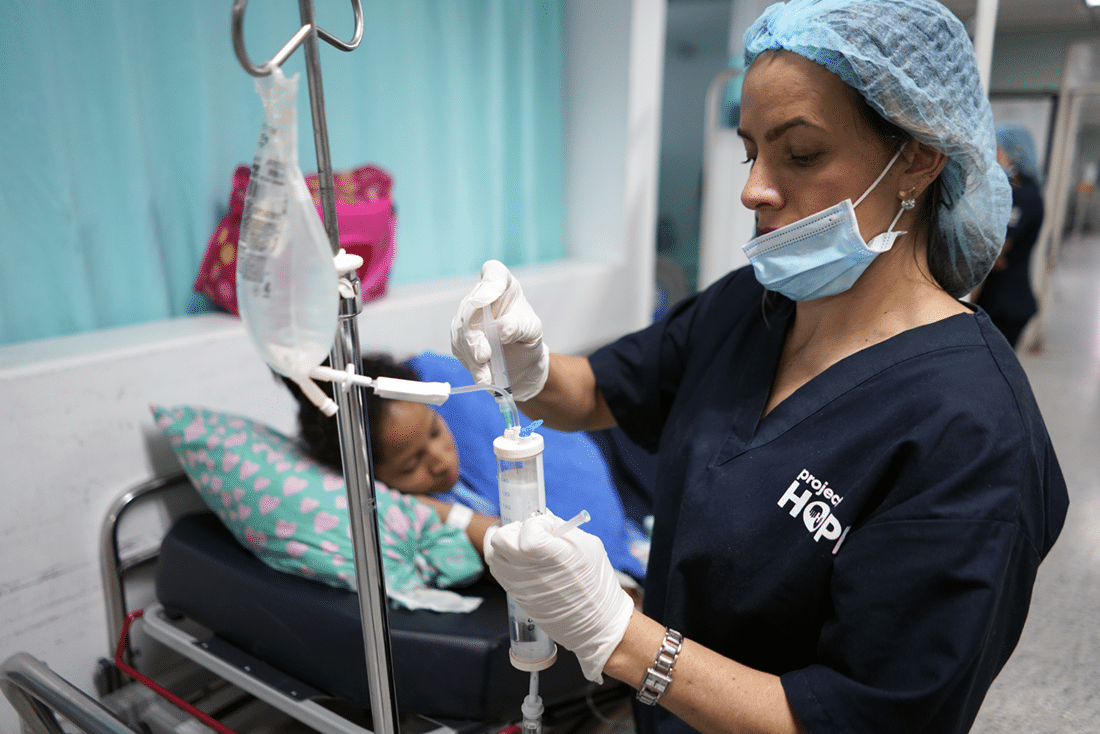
[740,160,781,212]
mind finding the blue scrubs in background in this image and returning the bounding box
[976,173,1045,348]
[590,267,1068,734]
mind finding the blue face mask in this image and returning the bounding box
[741,148,909,302]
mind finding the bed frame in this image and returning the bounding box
[93,472,626,734]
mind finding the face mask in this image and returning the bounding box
[742,148,909,302]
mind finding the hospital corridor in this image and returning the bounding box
[965,229,1100,733]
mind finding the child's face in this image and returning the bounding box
[374,401,461,496]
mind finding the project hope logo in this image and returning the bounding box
[777,469,851,555]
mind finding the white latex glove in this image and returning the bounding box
[450,260,550,402]
[484,512,635,683]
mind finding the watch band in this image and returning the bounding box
[636,628,684,706]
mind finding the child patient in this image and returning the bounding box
[284,352,648,584]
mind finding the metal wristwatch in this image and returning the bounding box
[636,628,683,706]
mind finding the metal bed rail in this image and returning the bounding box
[99,471,195,663]
[1,653,139,734]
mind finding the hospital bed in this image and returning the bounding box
[89,470,624,734]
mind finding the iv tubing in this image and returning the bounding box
[311,365,519,414]
[521,671,544,734]
[482,306,511,393]
[451,381,521,422]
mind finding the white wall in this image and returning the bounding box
[0,316,301,734]
[0,3,665,732]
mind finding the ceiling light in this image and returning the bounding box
[1087,0,1100,7]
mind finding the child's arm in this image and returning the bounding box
[416,496,496,557]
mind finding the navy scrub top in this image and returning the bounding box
[589,267,1068,734]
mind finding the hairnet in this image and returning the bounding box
[996,123,1042,184]
[743,0,1011,296]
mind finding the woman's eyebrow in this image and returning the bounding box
[737,117,824,143]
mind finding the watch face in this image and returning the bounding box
[637,629,683,705]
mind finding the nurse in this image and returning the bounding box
[974,124,1046,348]
[450,1,1069,733]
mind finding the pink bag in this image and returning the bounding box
[195,164,397,314]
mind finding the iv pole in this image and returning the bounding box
[230,3,400,734]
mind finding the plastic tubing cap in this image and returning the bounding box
[493,431,544,461]
[373,376,451,405]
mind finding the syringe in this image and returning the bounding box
[480,306,555,734]
[480,305,520,427]
[493,428,557,668]
[494,425,554,734]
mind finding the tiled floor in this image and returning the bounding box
[971,230,1100,732]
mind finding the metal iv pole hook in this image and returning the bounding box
[231,0,364,78]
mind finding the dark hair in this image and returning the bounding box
[280,354,419,471]
[848,87,953,293]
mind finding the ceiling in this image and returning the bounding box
[940,0,1099,31]
[667,0,1100,49]
[667,0,1100,125]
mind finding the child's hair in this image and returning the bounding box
[281,354,419,470]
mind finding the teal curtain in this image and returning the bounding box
[0,1,565,346]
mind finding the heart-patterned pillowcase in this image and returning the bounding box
[152,404,483,593]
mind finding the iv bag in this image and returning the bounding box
[237,67,338,409]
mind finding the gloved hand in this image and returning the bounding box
[450,260,550,402]
[484,512,635,683]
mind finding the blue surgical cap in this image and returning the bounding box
[743,0,1012,297]
[996,123,1042,184]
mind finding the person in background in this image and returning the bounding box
[975,123,1046,349]
[450,2,1069,733]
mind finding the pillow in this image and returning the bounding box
[152,404,482,593]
